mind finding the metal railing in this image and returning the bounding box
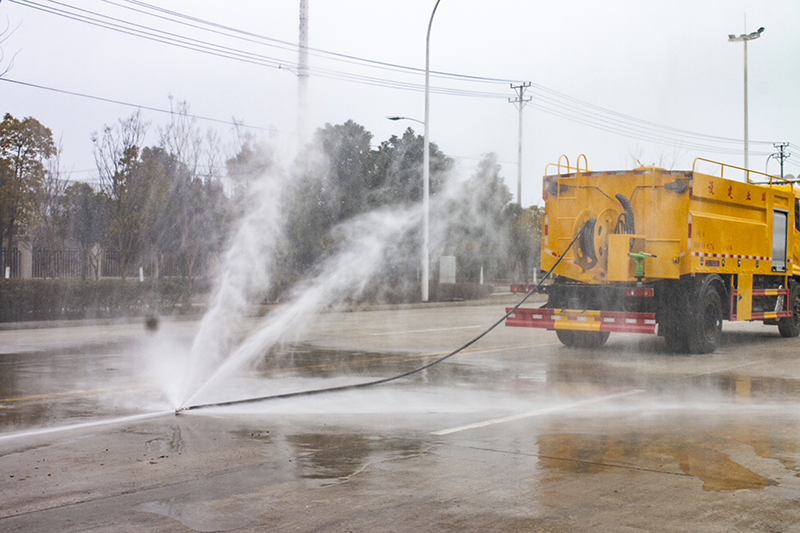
[692,157,794,186]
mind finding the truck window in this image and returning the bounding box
[795,198,800,232]
[773,210,788,272]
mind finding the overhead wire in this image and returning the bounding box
[4,0,789,157]
[0,77,283,133]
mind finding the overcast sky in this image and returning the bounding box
[1,0,798,206]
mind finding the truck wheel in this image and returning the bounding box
[556,330,610,348]
[777,281,800,338]
[662,324,689,353]
[687,281,723,354]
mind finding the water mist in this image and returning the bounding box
[177,162,287,406]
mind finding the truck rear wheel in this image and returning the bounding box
[662,323,689,353]
[556,330,610,348]
[687,279,723,354]
[778,281,800,338]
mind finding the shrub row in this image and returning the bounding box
[0,279,207,322]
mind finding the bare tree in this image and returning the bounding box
[153,98,232,288]
[158,97,202,174]
[0,16,21,78]
[32,140,70,277]
[92,110,150,280]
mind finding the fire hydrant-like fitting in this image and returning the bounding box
[628,251,657,279]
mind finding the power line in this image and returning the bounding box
[109,0,518,85]
[4,0,789,157]
[0,77,287,134]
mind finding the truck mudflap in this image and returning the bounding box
[506,307,657,334]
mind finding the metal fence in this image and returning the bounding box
[32,249,83,278]
[22,248,211,280]
[101,250,209,279]
[0,248,20,278]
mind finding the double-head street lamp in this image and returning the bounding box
[728,26,764,170]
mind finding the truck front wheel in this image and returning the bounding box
[777,281,800,338]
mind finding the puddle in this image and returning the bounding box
[536,432,779,491]
[286,432,424,486]
[544,359,800,403]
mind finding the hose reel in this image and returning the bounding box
[573,208,619,271]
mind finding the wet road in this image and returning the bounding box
[1,298,799,532]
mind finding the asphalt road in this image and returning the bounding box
[1,297,799,532]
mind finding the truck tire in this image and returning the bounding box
[556,329,610,348]
[687,279,723,354]
[778,281,800,338]
[662,323,689,353]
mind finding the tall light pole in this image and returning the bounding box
[728,26,764,170]
[422,0,442,303]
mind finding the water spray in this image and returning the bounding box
[175,222,588,414]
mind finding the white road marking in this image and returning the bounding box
[369,325,482,336]
[431,389,647,436]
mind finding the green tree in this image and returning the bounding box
[371,127,452,207]
[61,182,108,279]
[507,204,543,283]
[282,120,376,276]
[443,153,512,282]
[226,139,274,204]
[0,113,56,262]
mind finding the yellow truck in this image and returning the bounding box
[506,155,800,353]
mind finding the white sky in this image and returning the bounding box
[1,0,798,207]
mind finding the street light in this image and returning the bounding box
[421,0,442,302]
[387,116,424,125]
[728,26,764,170]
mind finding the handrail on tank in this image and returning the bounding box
[576,154,588,173]
[557,154,570,176]
[692,157,792,186]
[544,154,592,177]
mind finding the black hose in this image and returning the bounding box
[177,223,589,413]
[615,193,635,234]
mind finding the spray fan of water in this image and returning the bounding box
[174,157,432,409]
[171,151,559,412]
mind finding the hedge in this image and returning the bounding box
[0,278,206,322]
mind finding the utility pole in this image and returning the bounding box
[767,142,790,180]
[298,0,310,146]
[509,82,532,206]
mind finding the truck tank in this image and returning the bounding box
[506,155,800,353]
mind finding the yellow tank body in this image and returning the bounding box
[507,155,800,354]
[541,158,798,283]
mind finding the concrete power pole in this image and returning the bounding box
[509,83,532,206]
[769,142,791,180]
[298,0,309,146]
